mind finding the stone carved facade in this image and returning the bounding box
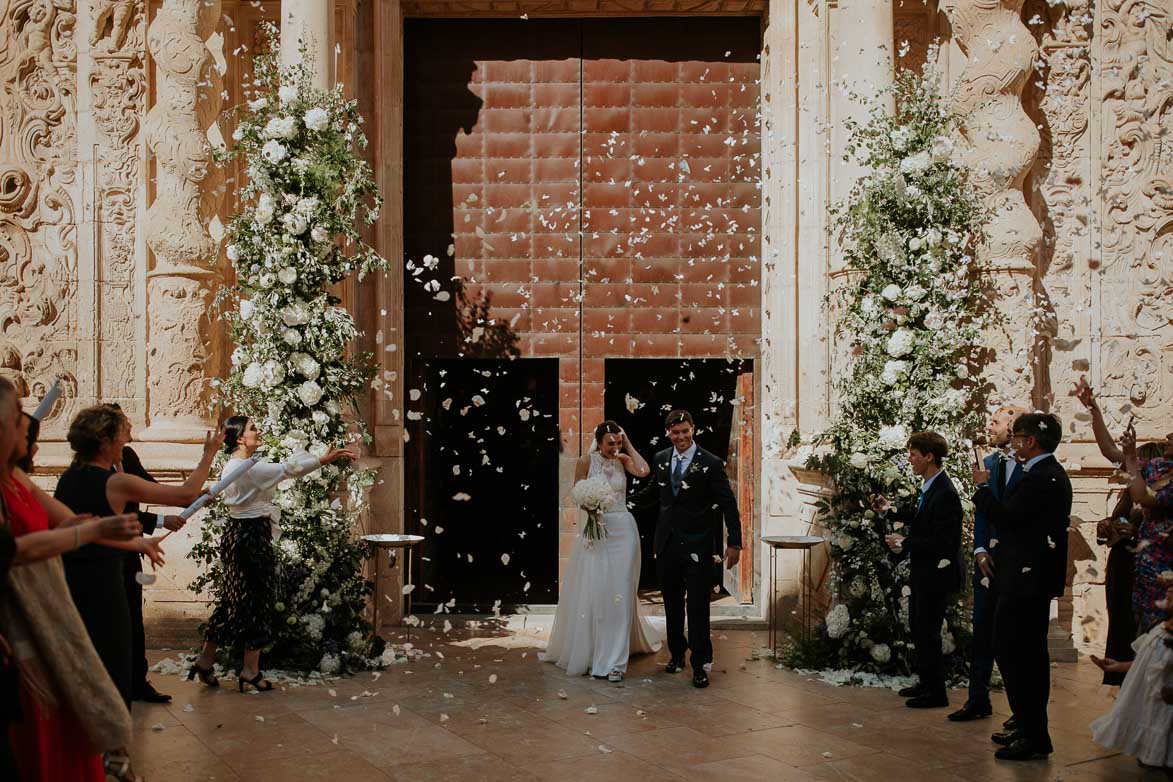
[142,0,223,438]
[0,0,81,432]
[940,0,1043,407]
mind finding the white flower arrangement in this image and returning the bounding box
[803,53,990,675]
[191,29,388,675]
[570,477,614,544]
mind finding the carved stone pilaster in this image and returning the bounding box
[942,0,1042,405]
[0,0,81,430]
[142,0,223,439]
[91,0,148,415]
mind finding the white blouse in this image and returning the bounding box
[220,452,322,520]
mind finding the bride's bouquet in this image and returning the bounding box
[570,477,614,545]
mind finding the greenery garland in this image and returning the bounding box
[190,33,389,674]
[796,57,993,675]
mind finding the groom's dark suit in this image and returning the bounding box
[973,453,1071,749]
[631,445,741,671]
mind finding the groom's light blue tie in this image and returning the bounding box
[671,457,685,496]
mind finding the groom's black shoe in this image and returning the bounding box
[897,685,925,698]
[692,669,709,689]
[664,658,686,674]
[1003,716,1019,731]
[905,693,949,709]
[948,702,992,722]
[994,737,1053,761]
[991,730,1023,747]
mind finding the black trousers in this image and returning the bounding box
[967,578,995,706]
[994,593,1052,745]
[656,535,713,670]
[910,583,948,696]
[122,552,149,691]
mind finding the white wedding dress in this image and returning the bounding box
[541,451,663,676]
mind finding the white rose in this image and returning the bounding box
[905,284,927,301]
[277,267,297,285]
[264,116,297,139]
[925,228,942,247]
[310,226,330,243]
[849,452,869,469]
[282,328,302,346]
[870,643,891,663]
[258,272,275,288]
[226,244,241,262]
[325,400,341,416]
[249,96,269,111]
[860,295,878,315]
[282,212,308,236]
[279,85,298,104]
[254,193,275,226]
[908,237,923,252]
[242,363,263,388]
[312,410,330,426]
[239,299,254,320]
[292,353,321,380]
[261,139,287,164]
[923,309,944,331]
[304,107,329,131]
[281,302,311,326]
[297,380,324,407]
[881,283,902,301]
[261,359,285,388]
[877,423,908,450]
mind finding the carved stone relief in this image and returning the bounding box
[143,0,223,437]
[0,0,81,430]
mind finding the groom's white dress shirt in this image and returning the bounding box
[671,442,698,477]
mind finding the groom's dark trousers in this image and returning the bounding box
[632,446,741,672]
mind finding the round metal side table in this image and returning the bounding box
[362,534,424,640]
[763,535,825,656]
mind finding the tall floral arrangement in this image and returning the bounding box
[799,58,993,674]
[190,34,388,674]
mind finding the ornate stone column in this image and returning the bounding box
[941,0,1041,405]
[141,0,223,441]
[280,0,333,89]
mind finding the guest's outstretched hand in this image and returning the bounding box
[202,429,226,459]
[1090,655,1130,674]
[134,536,166,568]
[1071,376,1096,410]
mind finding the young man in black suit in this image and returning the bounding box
[972,412,1072,761]
[630,409,741,688]
[881,431,963,709]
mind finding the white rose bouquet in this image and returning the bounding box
[570,477,614,545]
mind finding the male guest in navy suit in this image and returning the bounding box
[972,412,1072,761]
[949,405,1026,723]
[881,431,964,709]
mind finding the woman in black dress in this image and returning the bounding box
[54,404,221,709]
[1097,490,1138,686]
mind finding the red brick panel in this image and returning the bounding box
[581,18,762,359]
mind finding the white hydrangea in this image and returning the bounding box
[347,630,367,655]
[302,613,325,641]
[849,452,869,469]
[261,360,285,389]
[886,328,915,357]
[282,328,302,346]
[239,299,254,321]
[261,139,287,164]
[877,423,908,450]
[318,652,341,675]
[881,283,902,301]
[922,309,944,331]
[281,301,312,327]
[900,151,932,174]
[248,97,268,111]
[242,362,263,389]
[282,212,308,236]
[264,116,297,139]
[310,226,330,243]
[880,360,908,386]
[277,267,297,285]
[904,283,927,301]
[226,244,240,262]
[889,126,912,150]
[870,643,891,663]
[278,84,298,103]
[930,135,953,159]
[826,604,851,639]
[304,107,329,131]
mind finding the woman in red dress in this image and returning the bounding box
[0,382,158,782]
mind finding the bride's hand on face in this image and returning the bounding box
[616,453,633,469]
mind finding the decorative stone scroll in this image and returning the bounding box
[142,0,223,439]
[0,0,81,429]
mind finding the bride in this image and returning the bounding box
[542,421,663,682]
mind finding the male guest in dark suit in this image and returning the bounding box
[950,405,1026,723]
[972,412,1071,761]
[631,409,741,688]
[113,413,184,704]
[881,431,963,709]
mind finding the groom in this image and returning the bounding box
[632,409,741,688]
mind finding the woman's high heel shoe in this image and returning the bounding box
[186,661,219,688]
[238,670,274,693]
[103,751,142,782]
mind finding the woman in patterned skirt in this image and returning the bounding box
[188,415,357,692]
[1122,429,1173,632]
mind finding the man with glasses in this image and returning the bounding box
[972,412,1072,761]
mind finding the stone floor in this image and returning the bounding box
[133,627,1158,782]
